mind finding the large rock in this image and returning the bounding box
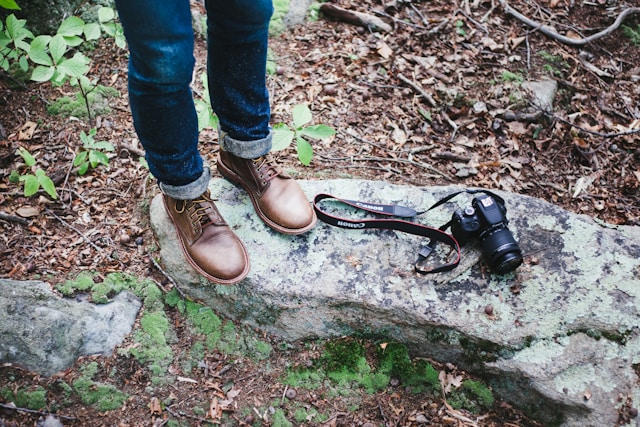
[0,280,141,376]
[151,178,640,427]
[0,0,84,35]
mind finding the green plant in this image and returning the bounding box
[623,24,640,45]
[0,385,47,410]
[96,6,126,49]
[272,104,335,165]
[0,0,19,9]
[10,147,57,198]
[448,379,495,413]
[454,20,467,37]
[0,14,33,72]
[500,70,523,84]
[73,361,128,411]
[73,128,114,175]
[0,7,124,123]
[194,72,219,131]
[28,17,94,85]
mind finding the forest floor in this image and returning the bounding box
[0,0,639,425]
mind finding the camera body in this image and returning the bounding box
[450,193,523,274]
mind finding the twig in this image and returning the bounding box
[0,211,29,225]
[397,73,437,107]
[321,412,349,425]
[0,403,77,421]
[530,104,640,138]
[151,257,187,299]
[45,209,102,252]
[498,1,640,46]
[440,110,459,141]
[373,9,427,30]
[453,8,489,33]
[353,155,453,179]
[165,405,216,424]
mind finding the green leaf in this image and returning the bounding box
[9,169,20,183]
[91,141,114,151]
[28,39,52,66]
[296,136,313,166]
[271,124,294,151]
[49,34,66,64]
[17,147,35,166]
[35,169,57,199]
[79,130,90,145]
[84,23,101,41]
[89,150,109,168]
[57,16,84,37]
[73,151,88,167]
[195,99,214,131]
[292,104,312,128]
[20,174,39,196]
[31,65,55,82]
[0,0,21,10]
[115,34,126,49]
[299,124,335,140]
[18,54,28,71]
[98,7,116,23]
[57,52,89,77]
[77,162,89,175]
[62,35,83,47]
[6,14,26,39]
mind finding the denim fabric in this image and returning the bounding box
[114,0,274,199]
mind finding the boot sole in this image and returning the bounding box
[217,156,317,235]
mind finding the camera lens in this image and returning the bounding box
[479,226,523,274]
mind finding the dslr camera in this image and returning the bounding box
[450,193,523,274]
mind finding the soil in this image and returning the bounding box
[1,0,639,426]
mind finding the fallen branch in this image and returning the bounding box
[498,1,640,46]
[397,73,437,107]
[151,256,187,300]
[529,103,640,138]
[45,209,102,252]
[0,403,76,421]
[0,211,29,225]
[320,3,392,32]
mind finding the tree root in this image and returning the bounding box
[498,1,640,46]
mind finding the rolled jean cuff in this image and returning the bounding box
[219,129,272,159]
[159,167,211,200]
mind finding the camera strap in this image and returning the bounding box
[312,193,461,274]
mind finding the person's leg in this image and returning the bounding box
[115,0,249,284]
[206,0,317,234]
[114,0,207,198]
[205,0,273,157]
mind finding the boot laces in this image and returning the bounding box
[178,192,220,228]
[253,154,282,182]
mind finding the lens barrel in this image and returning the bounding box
[479,226,523,274]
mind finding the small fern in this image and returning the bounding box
[623,25,640,46]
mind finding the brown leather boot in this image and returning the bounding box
[163,191,249,284]
[217,151,316,235]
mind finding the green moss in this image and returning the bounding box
[47,85,120,118]
[448,380,495,413]
[269,0,289,35]
[72,362,128,412]
[323,339,365,373]
[57,271,95,295]
[56,272,162,308]
[284,368,325,389]
[271,408,293,427]
[127,311,174,380]
[0,386,47,410]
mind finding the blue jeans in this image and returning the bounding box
[114,0,274,199]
